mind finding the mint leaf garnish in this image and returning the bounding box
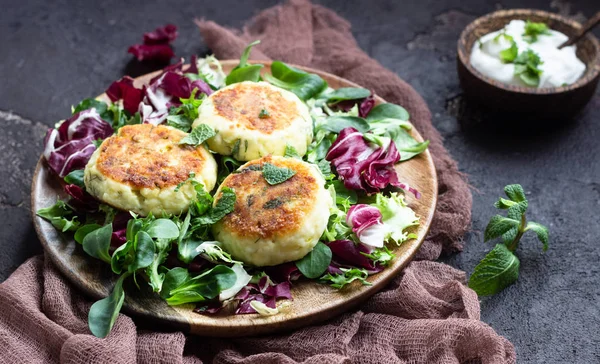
[523,20,550,43]
[469,184,549,296]
[179,124,216,146]
[468,244,520,296]
[262,162,296,185]
[258,108,270,118]
[525,222,549,251]
[513,50,543,87]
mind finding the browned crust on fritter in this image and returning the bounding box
[217,156,318,239]
[96,124,207,189]
[212,83,299,134]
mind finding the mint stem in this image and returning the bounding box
[507,214,526,252]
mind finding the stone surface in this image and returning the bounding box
[0,0,598,362]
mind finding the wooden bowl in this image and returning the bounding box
[457,9,600,120]
[32,60,438,337]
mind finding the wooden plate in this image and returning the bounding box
[31,61,437,337]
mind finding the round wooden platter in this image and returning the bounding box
[32,60,437,337]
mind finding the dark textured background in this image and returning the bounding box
[1,0,599,362]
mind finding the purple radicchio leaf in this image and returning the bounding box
[325,127,420,198]
[128,44,175,62]
[110,212,132,248]
[43,109,113,178]
[64,184,99,213]
[141,68,212,125]
[325,240,383,274]
[184,55,199,74]
[333,92,375,118]
[358,94,375,117]
[127,24,178,62]
[105,76,144,115]
[264,262,302,283]
[346,204,387,248]
[233,275,292,315]
[193,301,224,314]
[142,24,178,45]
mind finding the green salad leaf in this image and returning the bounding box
[36,200,80,232]
[82,224,113,263]
[74,224,102,244]
[167,89,205,132]
[146,219,180,240]
[295,242,332,279]
[263,61,327,100]
[386,128,430,161]
[225,40,264,85]
[319,115,370,134]
[366,103,410,122]
[164,265,237,305]
[73,98,110,120]
[88,272,129,338]
[64,169,85,187]
[320,87,371,104]
[128,231,155,273]
[320,267,370,289]
[160,267,190,300]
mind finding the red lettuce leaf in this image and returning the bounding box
[64,184,99,213]
[110,211,132,247]
[142,70,212,124]
[229,275,291,315]
[264,262,301,283]
[127,24,178,63]
[105,76,144,115]
[326,127,420,197]
[358,94,375,117]
[128,44,174,62]
[184,55,199,74]
[43,109,113,177]
[325,240,383,274]
[346,204,382,236]
[332,92,374,117]
[142,24,178,45]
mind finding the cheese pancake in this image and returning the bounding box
[84,124,217,216]
[192,81,312,161]
[212,156,331,266]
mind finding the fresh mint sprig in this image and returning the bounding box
[514,50,543,87]
[523,20,550,43]
[469,184,549,296]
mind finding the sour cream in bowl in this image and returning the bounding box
[470,20,586,88]
[457,9,600,120]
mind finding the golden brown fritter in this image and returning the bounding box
[212,82,299,134]
[96,124,208,189]
[216,156,319,239]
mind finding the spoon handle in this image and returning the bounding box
[559,12,600,49]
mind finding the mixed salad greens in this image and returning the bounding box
[38,41,429,338]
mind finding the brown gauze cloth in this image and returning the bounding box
[0,1,515,363]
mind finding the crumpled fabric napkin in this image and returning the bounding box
[0,0,516,363]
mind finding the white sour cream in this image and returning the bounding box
[470,20,586,88]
